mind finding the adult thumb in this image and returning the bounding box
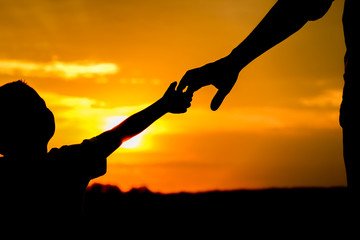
[210,89,229,111]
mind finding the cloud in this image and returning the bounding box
[299,89,342,108]
[42,91,142,124]
[0,59,119,80]
[41,91,153,148]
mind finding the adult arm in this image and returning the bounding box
[178,0,334,111]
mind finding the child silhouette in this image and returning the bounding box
[0,80,191,227]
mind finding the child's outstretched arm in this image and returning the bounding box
[94,81,191,157]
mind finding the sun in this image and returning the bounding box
[102,116,145,149]
[122,134,143,149]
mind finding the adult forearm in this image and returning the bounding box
[227,0,332,70]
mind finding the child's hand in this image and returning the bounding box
[160,81,192,113]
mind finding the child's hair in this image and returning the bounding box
[0,80,55,155]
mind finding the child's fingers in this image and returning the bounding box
[183,95,192,109]
[172,97,191,113]
[183,90,193,98]
[167,81,178,92]
[170,81,178,89]
[164,81,178,96]
[177,71,191,93]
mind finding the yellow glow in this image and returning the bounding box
[46,61,118,79]
[0,59,118,79]
[103,116,145,150]
[103,116,128,131]
[122,134,143,149]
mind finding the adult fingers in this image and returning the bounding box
[210,89,229,111]
[177,71,191,93]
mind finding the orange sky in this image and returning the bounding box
[0,0,347,193]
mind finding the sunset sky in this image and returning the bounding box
[0,0,347,193]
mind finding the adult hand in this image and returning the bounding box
[177,56,240,111]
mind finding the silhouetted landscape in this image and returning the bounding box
[84,184,350,229]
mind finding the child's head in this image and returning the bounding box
[0,81,55,156]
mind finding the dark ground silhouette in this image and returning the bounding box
[84,183,351,230]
